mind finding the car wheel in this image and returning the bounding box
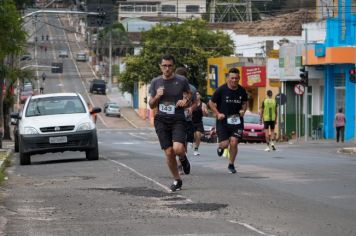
[86,145,99,160]
[117,114,121,118]
[86,133,99,161]
[19,151,31,165]
[14,135,19,153]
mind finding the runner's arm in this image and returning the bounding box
[202,102,209,116]
[208,100,225,120]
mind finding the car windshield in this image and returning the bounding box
[109,105,119,109]
[244,114,261,124]
[203,117,216,126]
[26,96,85,117]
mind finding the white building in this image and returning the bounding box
[118,0,206,20]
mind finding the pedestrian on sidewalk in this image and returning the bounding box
[208,67,248,174]
[260,90,278,151]
[192,91,208,156]
[334,107,346,143]
[149,54,192,191]
[175,67,197,174]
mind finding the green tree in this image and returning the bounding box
[118,19,234,98]
[98,22,131,60]
[0,0,27,143]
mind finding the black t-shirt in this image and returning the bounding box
[211,83,248,123]
[149,75,190,117]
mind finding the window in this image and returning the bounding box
[121,5,134,12]
[186,5,199,13]
[162,5,175,12]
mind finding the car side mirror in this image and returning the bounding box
[10,112,20,125]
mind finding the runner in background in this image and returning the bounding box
[191,91,208,156]
[260,90,277,151]
[175,67,197,174]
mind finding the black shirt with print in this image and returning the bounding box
[211,83,248,123]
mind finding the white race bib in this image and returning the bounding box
[159,103,176,114]
[227,115,241,125]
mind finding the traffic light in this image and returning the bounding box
[87,0,114,27]
[299,66,309,86]
[349,67,356,83]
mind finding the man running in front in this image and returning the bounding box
[208,68,248,174]
[149,54,191,191]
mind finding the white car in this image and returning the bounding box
[104,102,121,117]
[11,93,101,165]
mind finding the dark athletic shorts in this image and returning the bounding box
[154,115,186,150]
[186,120,195,143]
[193,122,204,133]
[216,121,243,142]
[264,121,275,129]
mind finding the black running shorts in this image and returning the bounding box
[154,115,187,150]
[264,121,275,129]
[216,121,243,142]
[193,122,204,133]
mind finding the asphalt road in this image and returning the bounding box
[1,129,356,236]
[1,11,356,236]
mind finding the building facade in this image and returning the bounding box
[306,0,356,141]
[118,0,206,20]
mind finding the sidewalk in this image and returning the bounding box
[282,137,356,155]
[106,86,152,129]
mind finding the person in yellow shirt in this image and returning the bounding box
[260,90,277,151]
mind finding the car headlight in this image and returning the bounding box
[23,127,38,135]
[77,122,93,131]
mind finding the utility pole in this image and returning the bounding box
[108,29,112,93]
[304,28,309,142]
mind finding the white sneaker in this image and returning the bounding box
[193,150,200,156]
[264,147,270,152]
[270,142,276,151]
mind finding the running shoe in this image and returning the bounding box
[193,150,200,156]
[179,156,191,175]
[228,164,237,174]
[270,142,276,151]
[217,147,224,157]
[178,165,184,175]
[264,146,270,152]
[170,179,182,192]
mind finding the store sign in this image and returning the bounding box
[241,66,266,87]
[315,43,326,57]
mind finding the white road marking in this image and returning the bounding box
[112,142,135,145]
[104,156,273,235]
[105,157,170,192]
[229,220,275,236]
[129,132,148,140]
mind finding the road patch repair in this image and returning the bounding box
[338,147,356,155]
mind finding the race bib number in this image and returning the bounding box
[159,103,176,114]
[227,115,241,125]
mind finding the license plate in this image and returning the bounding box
[49,136,67,144]
[248,132,257,137]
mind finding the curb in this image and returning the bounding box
[0,149,12,172]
